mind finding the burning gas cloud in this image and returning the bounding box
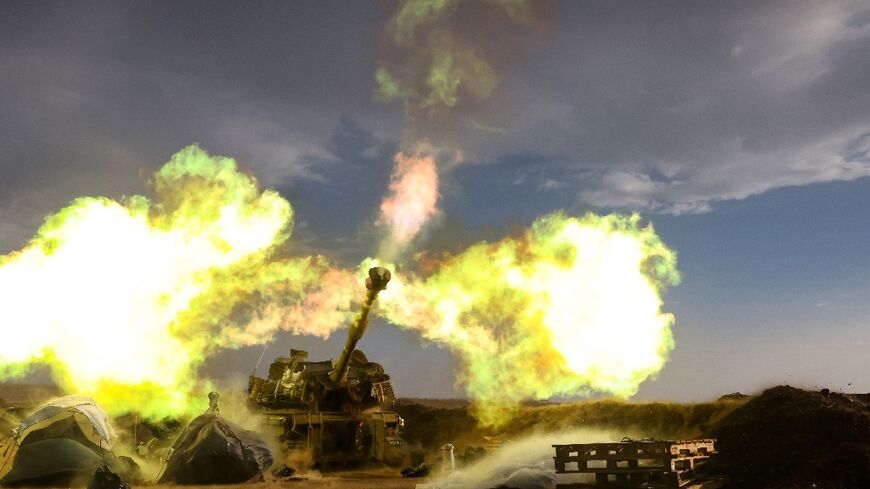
[0,146,356,419]
[369,213,679,428]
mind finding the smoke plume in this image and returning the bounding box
[376,0,551,121]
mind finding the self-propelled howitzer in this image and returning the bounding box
[247,267,404,467]
[330,266,390,386]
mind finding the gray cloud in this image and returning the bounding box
[0,1,400,252]
[456,0,870,214]
[2,0,868,255]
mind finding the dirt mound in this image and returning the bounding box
[710,385,870,489]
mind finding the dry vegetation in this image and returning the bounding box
[396,397,744,461]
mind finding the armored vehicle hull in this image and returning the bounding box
[247,267,405,467]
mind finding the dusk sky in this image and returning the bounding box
[2,1,869,401]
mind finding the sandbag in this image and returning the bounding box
[156,413,272,484]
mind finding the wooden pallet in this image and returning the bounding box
[553,438,718,488]
[0,435,18,482]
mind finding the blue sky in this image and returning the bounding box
[642,176,870,399]
[2,1,869,400]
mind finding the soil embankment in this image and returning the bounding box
[711,385,870,489]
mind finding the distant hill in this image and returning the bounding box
[396,396,746,462]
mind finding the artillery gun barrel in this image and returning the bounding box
[329,267,391,385]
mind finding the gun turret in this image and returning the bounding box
[329,267,391,385]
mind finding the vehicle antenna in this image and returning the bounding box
[252,339,271,377]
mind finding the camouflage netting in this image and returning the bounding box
[157,412,273,484]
